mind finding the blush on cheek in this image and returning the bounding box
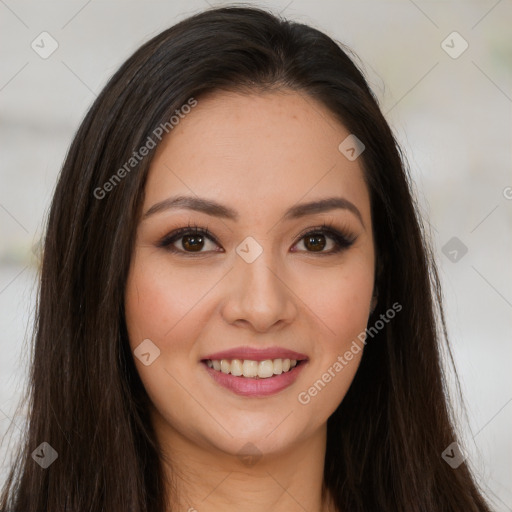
[125,264,220,373]
[126,263,192,339]
[299,281,371,345]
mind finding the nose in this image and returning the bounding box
[221,247,298,333]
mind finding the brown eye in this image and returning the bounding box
[158,226,219,254]
[292,225,356,255]
[181,233,207,252]
[158,223,356,256]
[303,233,327,252]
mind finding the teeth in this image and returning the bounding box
[242,360,258,378]
[206,358,302,378]
[258,360,274,378]
[230,359,243,376]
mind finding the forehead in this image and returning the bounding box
[144,90,370,223]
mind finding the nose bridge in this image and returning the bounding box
[223,237,296,331]
[241,246,281,295]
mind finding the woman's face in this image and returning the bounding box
[125,90,375,459]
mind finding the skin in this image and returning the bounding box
[125,89,376,512]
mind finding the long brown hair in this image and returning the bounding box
[0,6,493,511]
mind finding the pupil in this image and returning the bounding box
[183,235,204,251]
[306,234,325,252]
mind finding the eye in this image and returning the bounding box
[157,223,219,255]
[157,221,356,256]
[291,222,356,255]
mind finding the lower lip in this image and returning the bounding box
[202,361,307,397]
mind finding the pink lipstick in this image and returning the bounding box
[201,346,308,397]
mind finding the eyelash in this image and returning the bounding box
[157,220,357,256]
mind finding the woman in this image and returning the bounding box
[0,6,493,512]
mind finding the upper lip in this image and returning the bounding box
[202,346,308,362]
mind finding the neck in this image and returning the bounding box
[152,412,335,512]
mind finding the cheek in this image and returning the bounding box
[124,253,217,433]
[294,257,374,345]
[124,252,213,353]
[292,259,373,412]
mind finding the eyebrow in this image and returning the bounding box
[143,195,365,228]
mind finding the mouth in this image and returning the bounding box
[200,349,309,397]
[202,357,305,379]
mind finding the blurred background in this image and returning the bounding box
[0,0,511,509]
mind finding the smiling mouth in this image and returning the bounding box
[203,358,305,379]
